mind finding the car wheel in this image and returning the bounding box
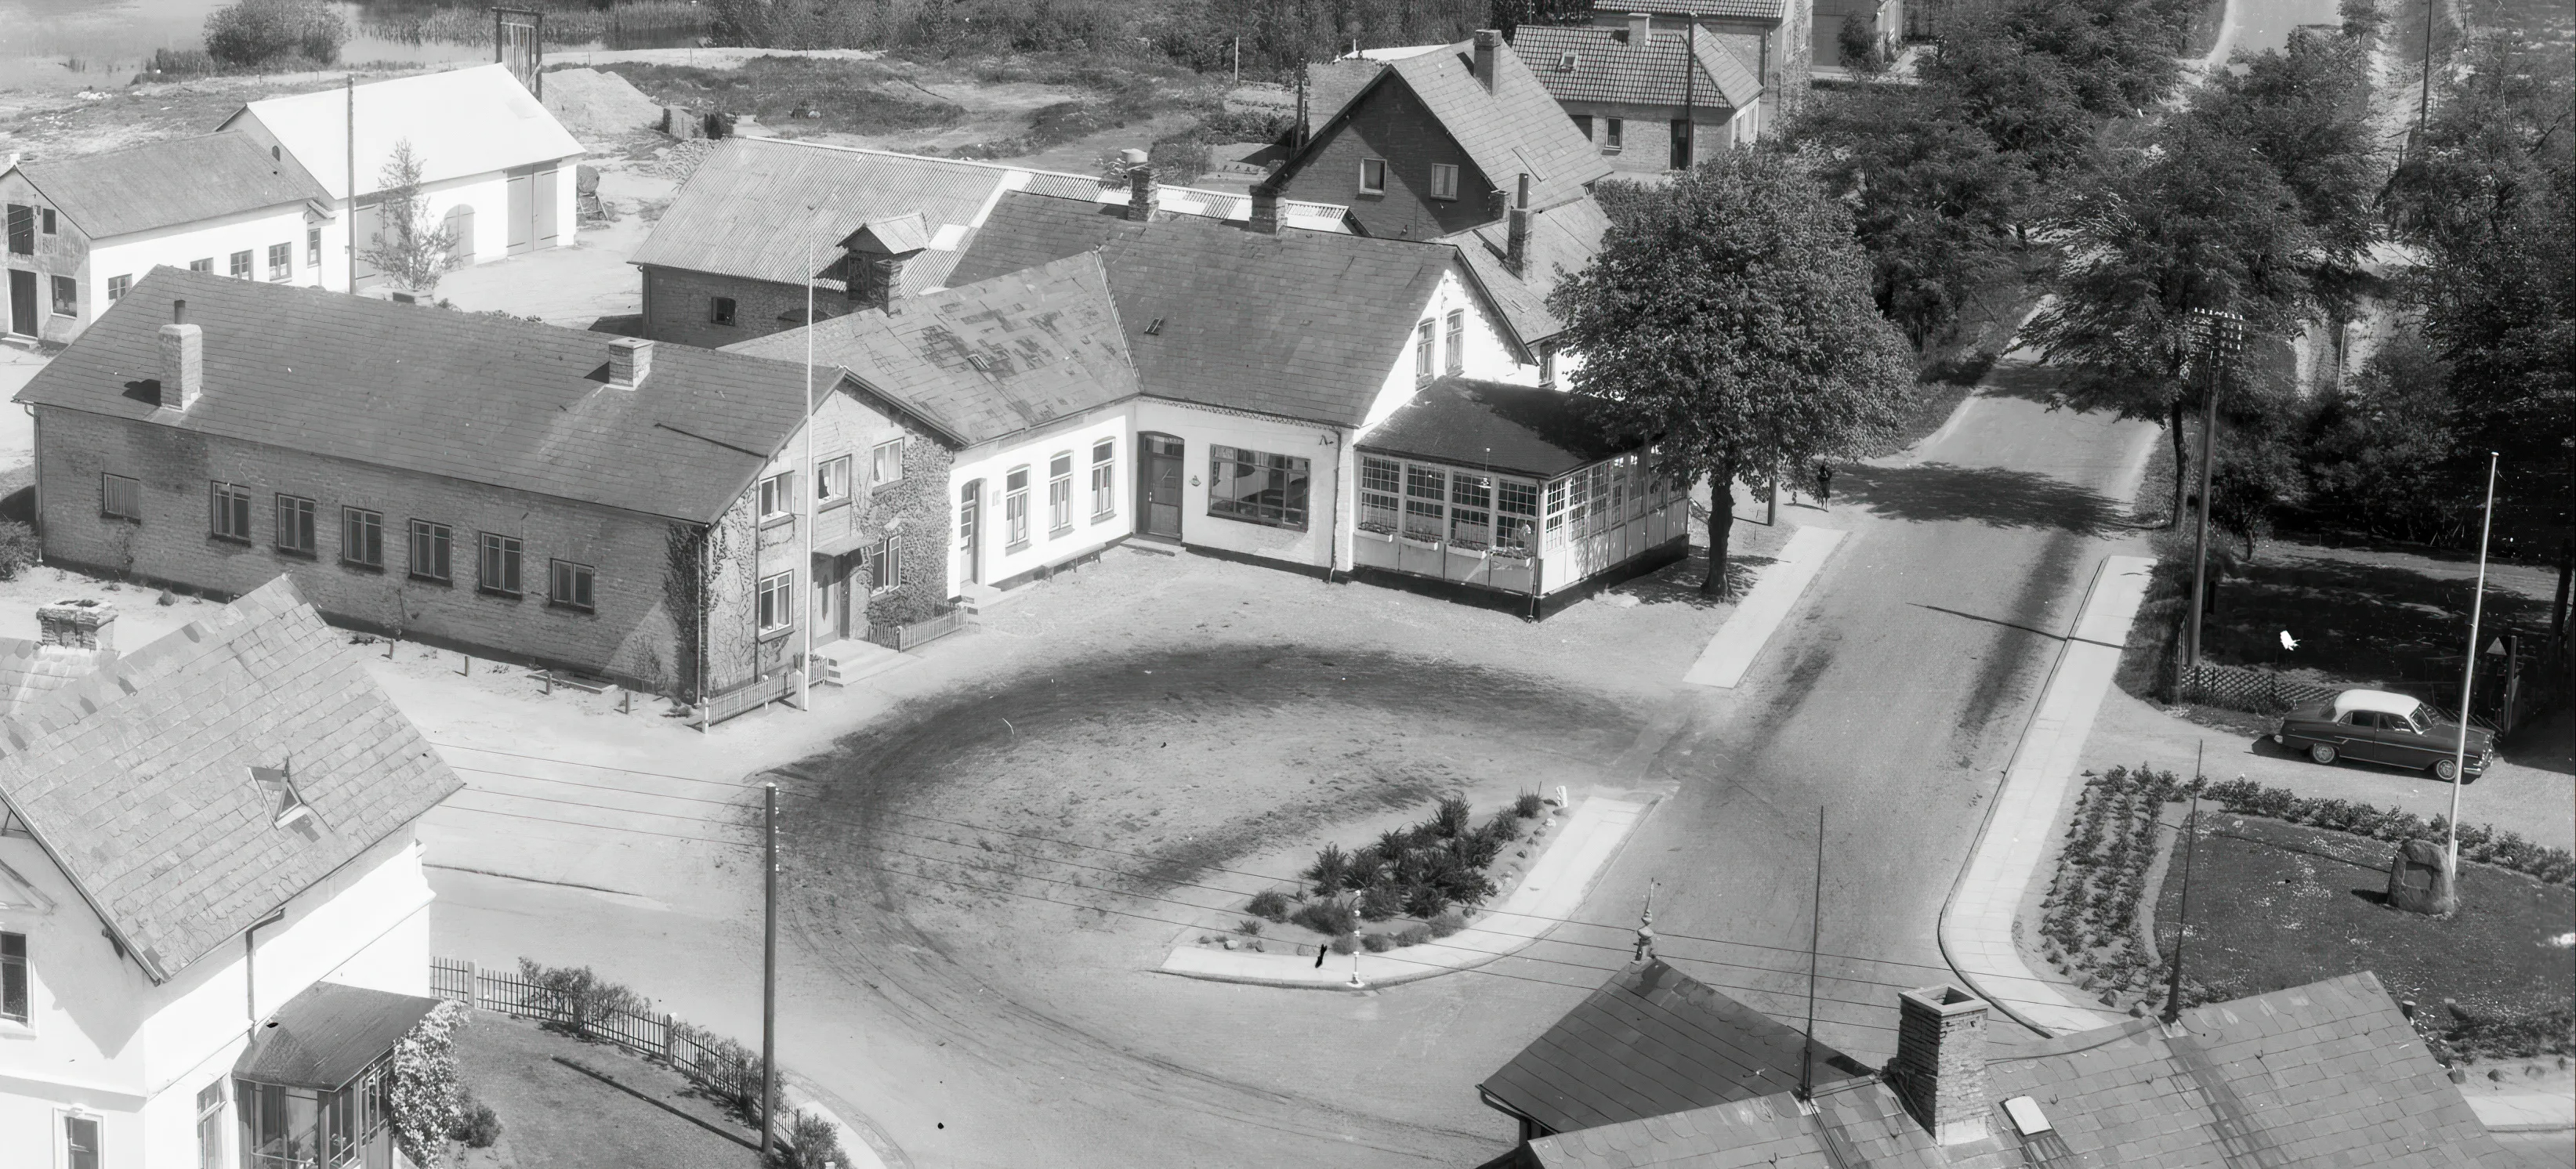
[2308,744,2338,765]
[2433,757,2458,783]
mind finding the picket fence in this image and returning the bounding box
[430,958,760,1113]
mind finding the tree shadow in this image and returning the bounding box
[1838,461,2118,534]
[1976,360,2068,406]
[1617,547,1773,610]
[2197,552,2552,684]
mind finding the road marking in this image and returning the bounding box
[1682,527,1850,689]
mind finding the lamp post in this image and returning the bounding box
[2444,453,2500,881]
[2183,309,2244,675]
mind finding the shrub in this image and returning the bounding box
[205,0,347,68]
[772,1108,843,1169]
[1427,908,1468,937]
[389,1001,468,1168]
[1233,918,1263,936]
[1480,812,1523,845]
[143,47,222,77]
[1431,796,1474,839]
[668,1019,761,1120]
[0,523,36,581]
[1303,843,1352,896]
[516,961,649,1041]
[1247,888,1292,921]
[1403,882,1451,919]
[1394,925,1433,947]
[1374,827,1417,860]
[1328,932,1359,954]
[449,1094,502,1148]
[1357,884,1402,922]
[1514,791,1546,818]
[1361,932,1395,953]
[1290,896,1358,936]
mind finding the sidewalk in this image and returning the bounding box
[2469,1092,2576,1134]
[1158,795,1653,989]
[1682,526,1849,688]
[1938,553,2157,1037]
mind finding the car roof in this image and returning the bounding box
[2331,689,2423,718]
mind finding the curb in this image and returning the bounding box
[1683,526,1850,689]
[781,1068,911,1169]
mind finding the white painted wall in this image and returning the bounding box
[82,201,327,324]
[0,831,434,1169]
[1359,265,1534,433]
[1132,399,1347,571]
[947,406,1136,591]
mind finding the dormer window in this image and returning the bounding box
[252,763,310,829]
[1556,52,1579,71]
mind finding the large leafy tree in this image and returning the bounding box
[2192,29,2379,320]
[1550,151,1914,596]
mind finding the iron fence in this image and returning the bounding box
[429,958,760,1115]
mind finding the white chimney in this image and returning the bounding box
[37,599,116,652]
[159,298,202,411]
[608,336,652,389]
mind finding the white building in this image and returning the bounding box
[2,135,332,343]
[0,578,461,1169]
[218,63,583,291]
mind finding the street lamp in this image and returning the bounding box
[2182,309,2244,679]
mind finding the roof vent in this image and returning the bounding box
[1143,317,1165,336]
[1557,51,1579,71]
[252,762,315,833]
[2002,1097,2051,1136]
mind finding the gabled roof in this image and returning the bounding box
[1592,0,1786,20]
[1288,36,1615,216]
[14,268,816,524]
[1304,59,1386,136]
[219,65,581,201]
[8,133,331,240]
[1359,377,1632,480]
[1527,1081,1946,1169]
[727,252,1138,448]
[0,577,462,983]
[1480,958,1870,1137]
[235,982,444,1090]
[1512,25,1763,112]
[1437,195,1609,349]
[947,192,1456,428]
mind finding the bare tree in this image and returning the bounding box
[360,139,462,296]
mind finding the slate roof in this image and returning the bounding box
[1513,25,1764,112]
[8,133,330,240]
[235,982,444,1090]
[1437,195,1610,349]
[1359,377,1633,480]
[219,64,583,201]
[1480,959,1871,1137]
[0,577,462,983]
[946,192,1455,428]
[726,252,1138,448]
[14,268,817,524]
[1592,0,1786,20]
[1520,972,2515,1169]
[0,639,114,719]
[1304,59,1386,136]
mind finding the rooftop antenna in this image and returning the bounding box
[1798,805,1824,1102]
[2161,743,2203,1025]
[1632,879,1658,961]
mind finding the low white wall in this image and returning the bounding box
[85,202,326,323]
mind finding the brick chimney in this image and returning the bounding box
[1127,165,1159,222]
[37,599,116,652]
[158,299,202,411]
[1506,173,1532,276]
[1893,986,1994,1145]
[607,336,652,389]
[1473,29,1501,92]
[1248,184,1281,234]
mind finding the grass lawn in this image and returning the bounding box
[455,1012,757,1169]
[2161,813,2574,1027]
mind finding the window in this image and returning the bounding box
[274,494,316,556]
[1671,119,1694,170]
[1604,118,1624,153]
[1538,342,1558,388]
[549,559,595,611]
[1404,463,1446,540]
[267,241,292,280]
[758,472,793,520]
[1089,439,1116,519]
[3,204,27,255]
[757,570,794,634]
[817,454,852,505]
[408,520,452,582]
[39,208,56,235]
[1429,163,1460,201]
[342,507,383,568]
[1,931,24,1023]
[209,482,253,541]
[1360,157,1387,194]
[1208,445,1310,530]
[1444,309,1465,375]
[1416,319,1435,382]
[1449,472,1494,548]
[188,257,212,273]
[229,249,252,279]
[63,1113,100,1169]
[477,532,522,596]
[1496,478,1539,550]
[106,274,130,303]
[708,296,737,326]
[306,226,321,267]
[1573,113,1595,139]
[196,1081,225,1169]
[1047,451,1074,534]
[1359,456,1401,533]
[1004,466,1031,548]
[101,472,140,521]
[868,537,903,593]
[49,275,75,317]
[871,438,904,487]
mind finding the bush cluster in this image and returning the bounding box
[516,960,650,1041]
[1299,797,1529,915]
[0,523,36,582]
[204,0,347,69]
[447,1092,502,1149]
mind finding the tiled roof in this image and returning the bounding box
[1593,0,1786,20]
[0,639,114,719]
[1528,1081,1947,1169]
[1480,958,1871,1136]
[1437,195,1610,349]
[0,577,462,982]
[10,133,330,240]
[235,982,444,1090]
[1379,38,1618,212]
[1358,377,1632,479]
[1304,59,1386,136]
[946,192,1452,428]
[726,252,1138,448]
[1512,26,1763,111]
[218,64,583,201]
[13,268,817,524]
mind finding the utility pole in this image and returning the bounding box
[1797,805,1823,1102]
[345,74,357,296]
[2183,309,2242,672]
[760,782,779,1160]
[2413,0,2434,160]
[800,227,816,711]
[2445,453,2500,880]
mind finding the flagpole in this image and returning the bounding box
[2444,451,2499,870]
[801,229,816,711]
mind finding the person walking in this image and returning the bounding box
[1813,461,1835,505]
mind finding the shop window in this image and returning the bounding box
[1207,445,1310,530]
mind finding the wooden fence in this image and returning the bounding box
[2176,664,2342,715]
[700,668,803,728]
[431,959,760,1115]
[864,607,966,653]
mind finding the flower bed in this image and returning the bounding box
[1214,793,1551,956]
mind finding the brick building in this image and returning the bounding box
[1591,1,1812,118]
[1509,22,1766,175]
[12,267,931,708]
[1269,31,1613,240]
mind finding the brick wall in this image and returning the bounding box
[1559,100,1739,175]
[1277,79,1498,240]
[1893,986,1993,1145]
[642,264,848,350]
[34,405,712,694]
[860,406,955,628]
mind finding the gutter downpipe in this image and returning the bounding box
[245,906,288,1029]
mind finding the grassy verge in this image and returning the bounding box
[596,57,968,136]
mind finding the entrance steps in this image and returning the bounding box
[813,639,909,687]
[956,581,1035,615]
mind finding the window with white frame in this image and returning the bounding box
[1444,310,1465,375]
[196,1080,225,1169]
[1448,472,1493,548]
[1403,464,1446,541]
[210,481,254,541]
[1544,477,1568,547]
[107,274,131,303]
[871,438,904,487]
[1358,457,1401,534]
[869,537,903,593]
[1089,439,1115,519]
[1207,446,1310,530]
[758,472,793,521]
[274,494,317,556]
[1360,157,1387,193]
[268,242,292,280]
[409,519,452,582]
[342,507,383,568]
[549,559,595,611]
[229,249,253,279]
[1047,451,1074,534]
[1538,342,1558,388]
[1495,479,1539,552]
[817,454,852,504]
[1415,320,1434,382]
[63,1111,101,1169]
[101,472,140,521]
[757,570,794,634]
[1005,466,1031,548]
[1604,118,1625,152]
[478,532,523,595]
[306,226,322,267]
[1429,163,1459,201]
[1,930,25,1023]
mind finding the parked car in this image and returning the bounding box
[2273,689,2495,781]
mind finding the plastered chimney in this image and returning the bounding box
[607,336,652,389]
[1894,986,1994,1145]
[1473,29,1501,92]
[158,299,202,411]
